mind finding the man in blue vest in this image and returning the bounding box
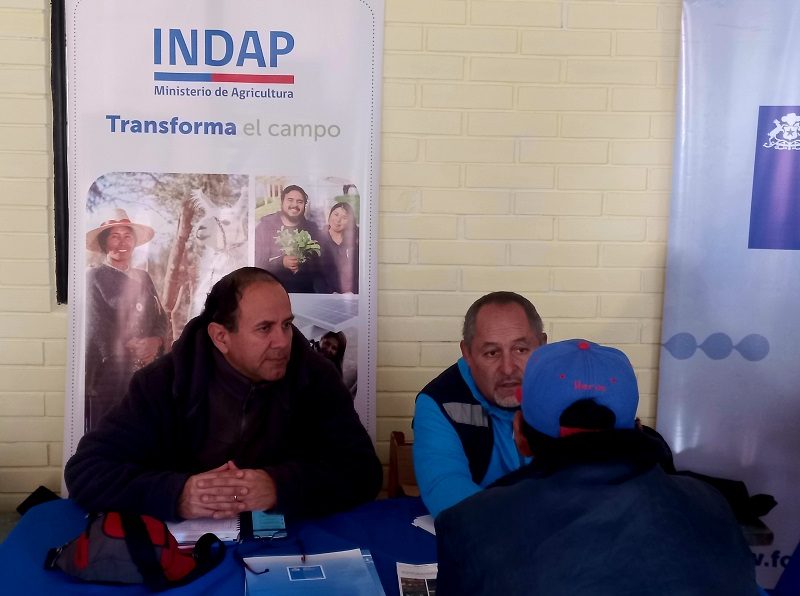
[413,292,547,517]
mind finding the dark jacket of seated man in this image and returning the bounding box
[435,339,759,596]
[65,267,382,522]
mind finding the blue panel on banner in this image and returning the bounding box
[749,106,800,249]
[154,71,210,82]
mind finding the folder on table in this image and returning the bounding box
[243,548,384,595]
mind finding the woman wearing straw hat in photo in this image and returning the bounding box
[84,208,168,432]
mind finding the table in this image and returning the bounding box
[0,497,437,595]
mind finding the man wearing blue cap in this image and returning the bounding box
[435,339,759,596]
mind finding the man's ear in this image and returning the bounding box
[513,411,533,457]
[460,339,469,360]
[540,332,548,346]
[207,322,230,354]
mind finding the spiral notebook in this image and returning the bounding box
[167,511,287,545]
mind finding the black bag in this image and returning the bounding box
[45,511,225,591]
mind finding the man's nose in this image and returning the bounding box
[500,352,516,375]
[270,327,291,349]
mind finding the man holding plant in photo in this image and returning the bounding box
[255,184,322,293]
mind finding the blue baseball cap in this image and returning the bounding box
[520,339,639,438]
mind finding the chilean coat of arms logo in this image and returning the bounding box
[764,112,800,150]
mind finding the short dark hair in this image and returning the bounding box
[281,184,308,204]
[201,267,283,331]
[462,291,543,344]
[97,225,135,254]
[521,399,617,452]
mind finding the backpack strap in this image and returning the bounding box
[191,533,226,576]
[163,532,226,589]
[119,511,169,591]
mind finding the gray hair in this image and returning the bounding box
[462,291,543,344]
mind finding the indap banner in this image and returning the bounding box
[63,0,384,461]
[657,0,800,587]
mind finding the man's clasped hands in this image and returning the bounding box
[177,460,277,519]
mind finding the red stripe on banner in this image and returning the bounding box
[210,73,295,84]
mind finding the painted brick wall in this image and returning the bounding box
[375,0,679,465]
[0,0,66,511]
[0,0,681,508]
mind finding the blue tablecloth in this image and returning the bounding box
[0,497,436,596]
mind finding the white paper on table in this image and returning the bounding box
[166,516,240,544]
[411,514,435,535]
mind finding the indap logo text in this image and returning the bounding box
[154,28,295,69]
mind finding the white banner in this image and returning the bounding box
[63,1,384,459]
[657,0,800,586]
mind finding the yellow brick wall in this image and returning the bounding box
[0,0,66,511]
[376,0,679,464]
[0,0,680,509]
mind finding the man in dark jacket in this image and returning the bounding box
[65,267,382,522]
[435,339,759,596]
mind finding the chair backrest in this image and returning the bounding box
[387,431,419,498]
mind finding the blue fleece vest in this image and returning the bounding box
[419,363,494,484]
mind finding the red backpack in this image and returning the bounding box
[45,511,225,591]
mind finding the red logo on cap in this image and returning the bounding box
[574,379,606,392]
[578,341,590,350]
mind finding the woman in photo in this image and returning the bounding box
[84,208,167,431]
[319,202,359,294]
[314,330,347,376]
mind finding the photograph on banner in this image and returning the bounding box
[255,176,360,397]
[83,172,250,432]
[254,176,359,295]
